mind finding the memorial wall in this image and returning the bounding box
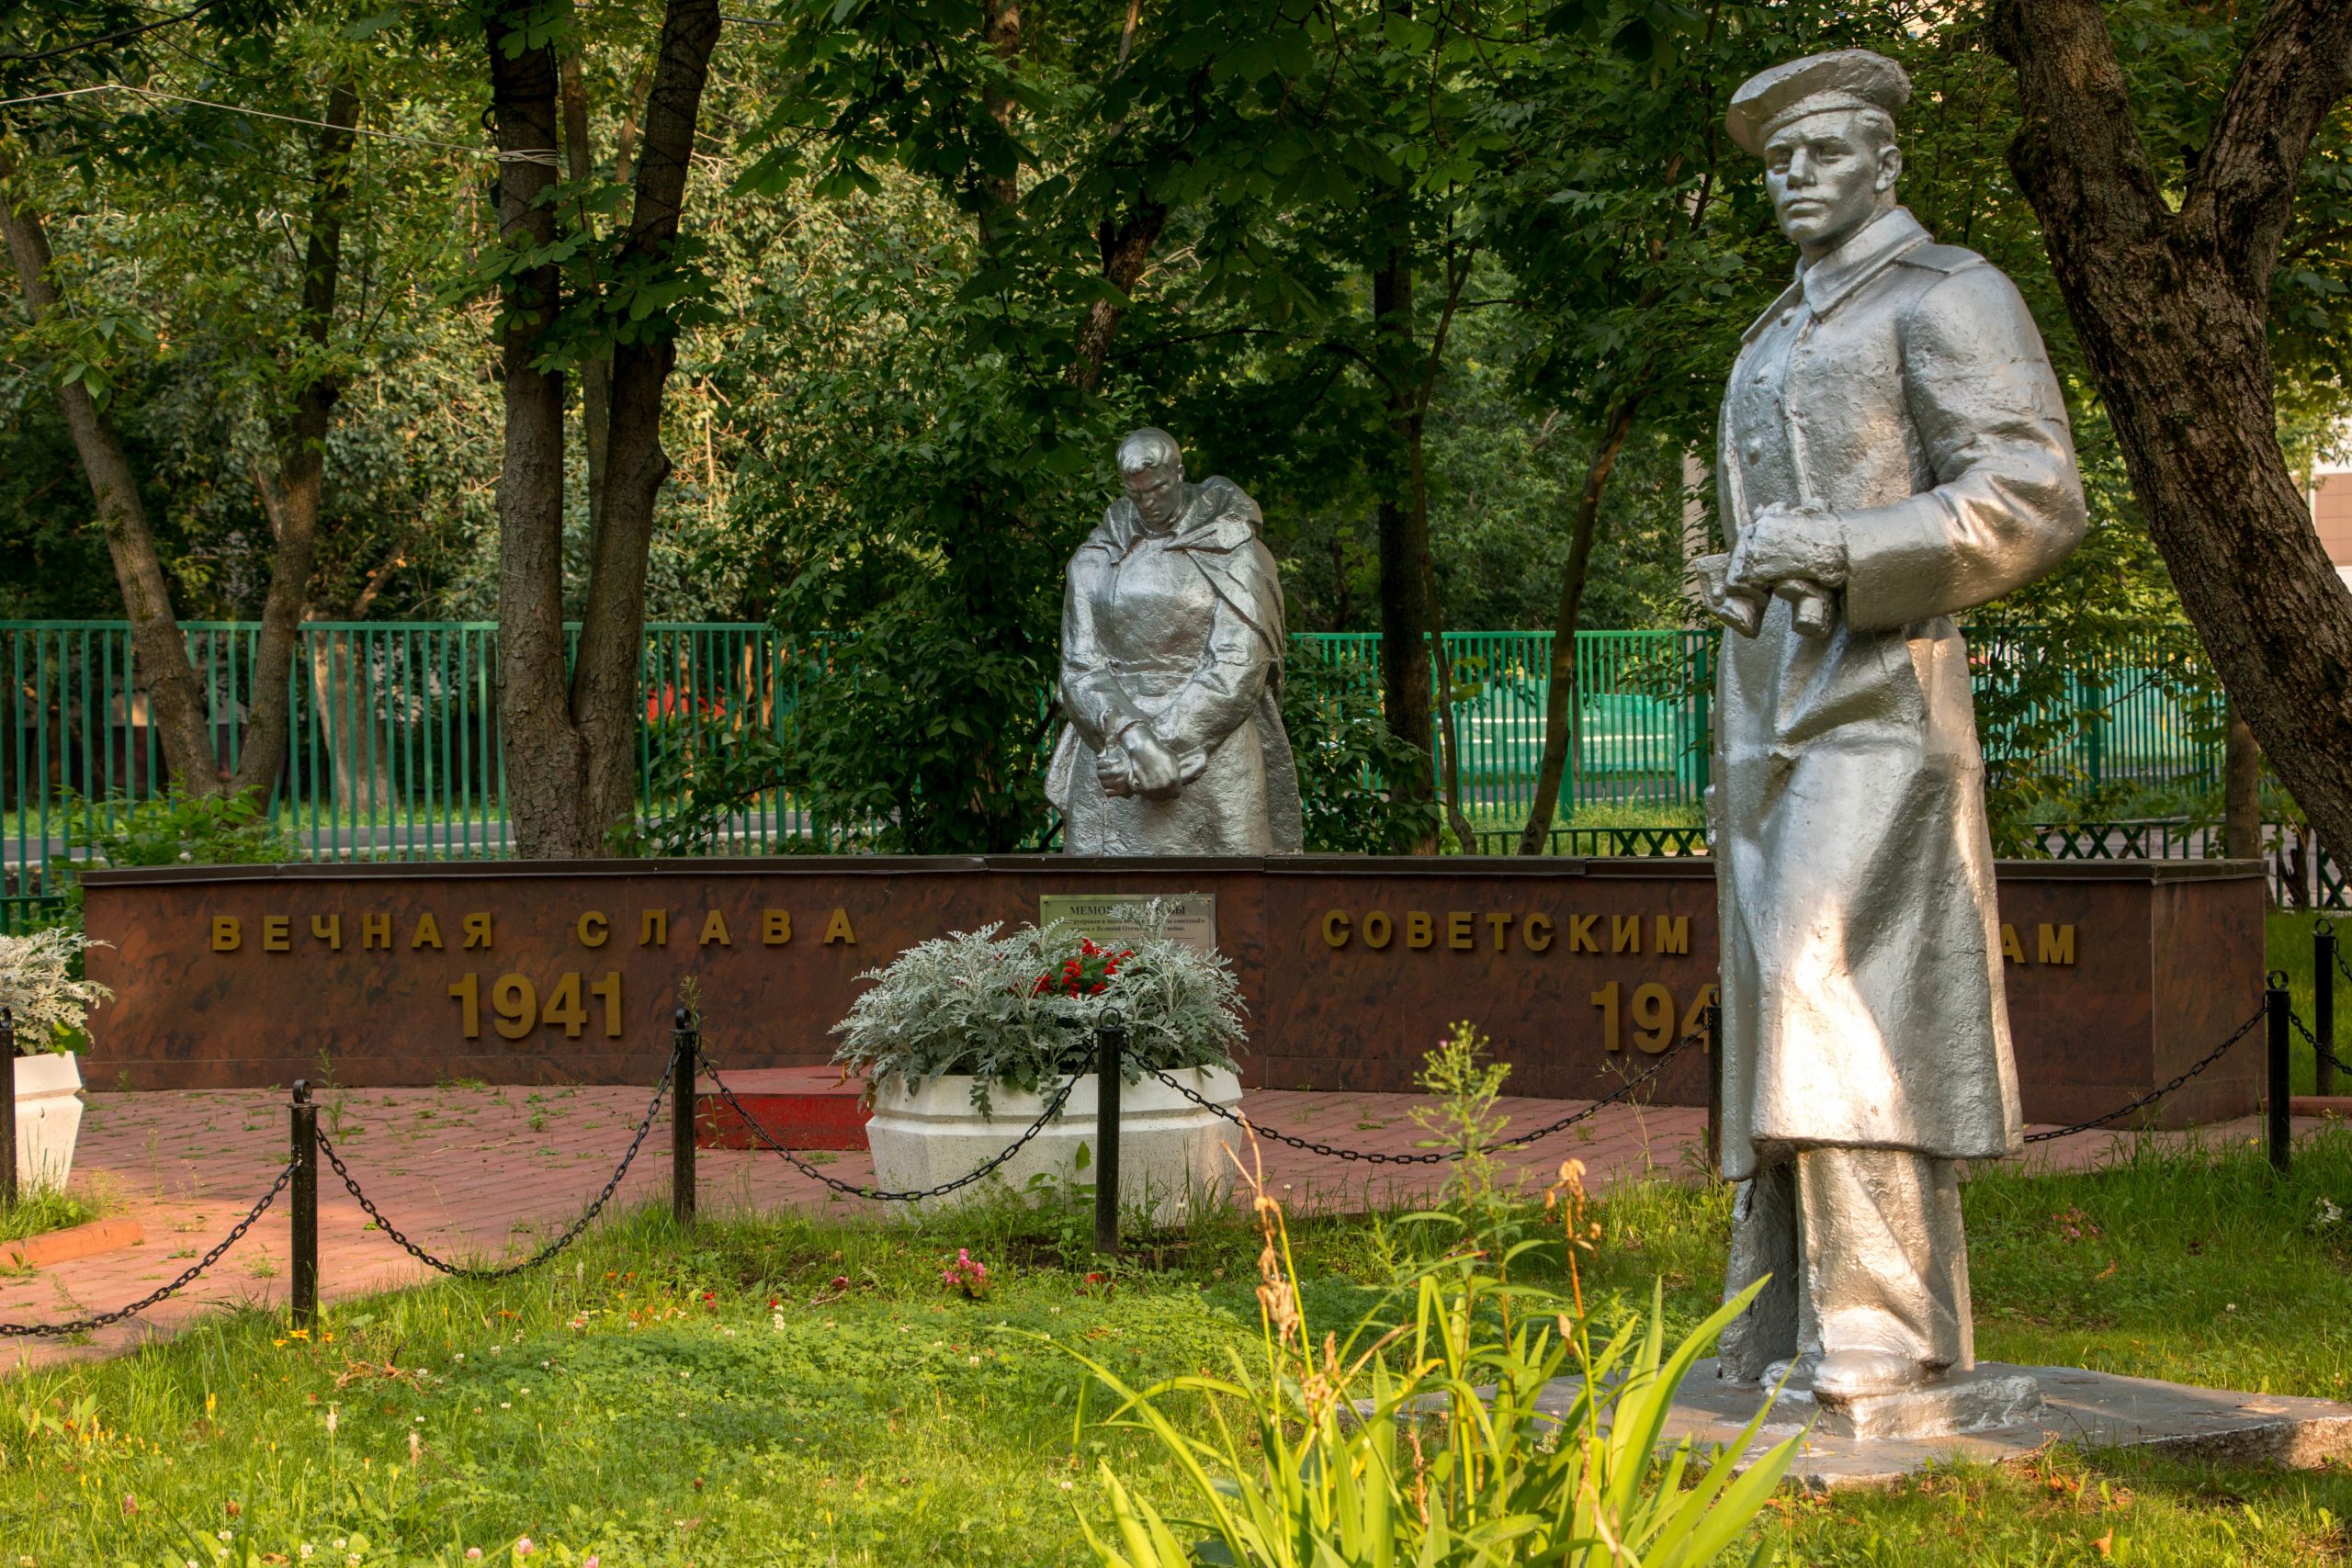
[78,855,2266,1126]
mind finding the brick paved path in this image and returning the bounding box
[1,1082,2318,1375]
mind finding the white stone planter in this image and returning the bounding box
[12,1052,85,1194]
[865,1066,1242,1226]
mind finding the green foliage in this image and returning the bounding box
[69,784,293,869]
[830,912,1246,1111]
[0,1183,103,1241]
[1283,643,1440,855]
[1068,1179,1793,1564]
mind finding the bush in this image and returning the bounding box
[1068,1158,1792,1567]
[0,926,113,1054]
[831,907,1246,1114]
[1283,643,1440,855]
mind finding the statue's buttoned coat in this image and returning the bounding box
[1713,207,2086,1182]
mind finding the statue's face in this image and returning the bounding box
[1763,109,1900,259]
[1123,462,1184,531]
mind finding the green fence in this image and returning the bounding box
[3,620,2225,921]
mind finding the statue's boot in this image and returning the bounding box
[1814,1347,1937,1400]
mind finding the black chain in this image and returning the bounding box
[0,1158,298,1338]
[1151,1032,1702,1166]
[2022,1005,2266,1144]
[2285,1008,2352,1079]
[315,1052,675,1280]
[703,1062,1080,1201]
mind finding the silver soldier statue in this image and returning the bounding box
[1048,428,1304,856]
[1695,51,2086,1409]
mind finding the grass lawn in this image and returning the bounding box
[5,1127,2352,1567]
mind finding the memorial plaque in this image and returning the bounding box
[1036,893,1216,955]
[77,856,2266,1127]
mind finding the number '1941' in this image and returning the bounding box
[448,971,623,1041]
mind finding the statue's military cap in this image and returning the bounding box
[1726,50,1910,157]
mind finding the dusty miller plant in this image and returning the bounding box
[831,905,1245,1116]
[0,928,114,1054]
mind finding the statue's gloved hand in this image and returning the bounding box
[1729,504,1846,637]
[1124,730,1185,799]
[1095,746,1136,797]
[1690,552,1767,637]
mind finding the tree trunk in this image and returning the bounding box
[569,0,723,850]
[0,165,218,794]
[1423,558,1478,853]
[1372,244,1436,841]
[235,75,359,803]
[1069,202,1166,392]
[560,51,614,554]
[484,7,583,857]
[2222,703,2261,861]
[978,0,1021,230]
[1517,398,1638,854]
[1990,0,2352,864]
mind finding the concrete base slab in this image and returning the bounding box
[1796,1364,2046,1441]
[1536,1359,2352,1492]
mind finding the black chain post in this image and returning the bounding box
[2319,921,2338,1099]
[1095,1011,1125,1258]
[289,1079,318,1330]
[672,1010,697,1227]
[1,1006,17,1214]
[2267,971,2291,1175]
[1703,999,1723,1175]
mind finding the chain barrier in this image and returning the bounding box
[2021,1005,2266,1145]
[315,1052,676,1280]
[703,1061,1080,1201]
[2286,1008,2352,1081]
[0,1158,298,1338]
[1150,1032,1702,1167]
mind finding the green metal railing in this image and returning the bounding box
[2,620,2229,924]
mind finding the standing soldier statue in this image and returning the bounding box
[1694,51,2086,1428]
[1049,428,1304,856]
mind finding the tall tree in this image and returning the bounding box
[481,0,722,857]
[1988,0,2352,859]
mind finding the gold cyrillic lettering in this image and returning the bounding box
[577,911,608,948]
[2001,923,2025,964]
[411,913,443,950]
[1612,915,1642,954]
[823,908,857,946]
[1486,912,1514,951]
[699,909,731,947]
[310,914,342,951]
[262,916,290,953]
[1655,916,1690,955]
[1322,910,1351,949]
[1567,915,1600,953]
[1362,910,1392,949]
[1407,911,1433,949]
[1447,912,1474,951]
[2037,923,2075,965]
[641,909,669,947]
[763,909,792,946]
[362,914,391,950]
[1523,913,1554,952]
[462,912,492,950]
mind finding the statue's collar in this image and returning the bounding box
[1794,206,1929,317]
[1105,482,1254,557]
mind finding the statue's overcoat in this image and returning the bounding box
[1713,207,2086,1181]
[1050,476,1304,855]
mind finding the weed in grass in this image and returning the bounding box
[0,1183,107,1244]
